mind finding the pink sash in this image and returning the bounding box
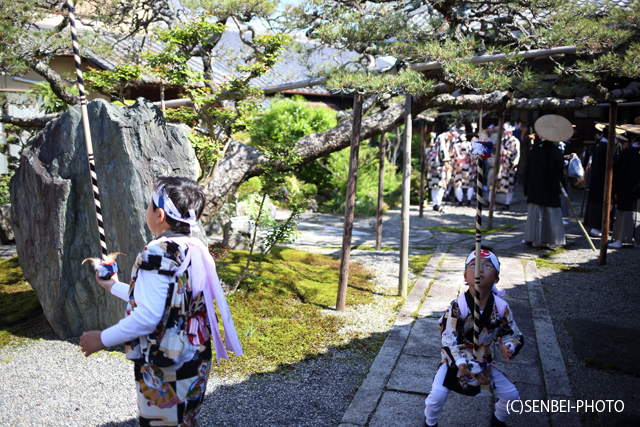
[170,237,243,363]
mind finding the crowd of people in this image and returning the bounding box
[425,121,523,212]
[424,116,640,249]
[583,125,640,248]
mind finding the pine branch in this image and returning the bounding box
[0,113,60,129]
[316,159,346,182]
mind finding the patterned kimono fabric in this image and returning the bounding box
[452,140,474,203]
[496,135,521,205]
[428,134,451,208]
[438,292,524,396]
[125,238,213,427]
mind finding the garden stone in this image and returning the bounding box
[306,198,318,213]
[10,98,199,339]
[0,204,14,244]
[236,194,276,219]
[222,215,266,251]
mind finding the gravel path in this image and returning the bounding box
[0,248,423,427]
[536,238,640,427]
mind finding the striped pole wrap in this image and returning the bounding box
[473,156,484,360]
[67,0,108,259]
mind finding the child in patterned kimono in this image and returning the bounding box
[495,125,521,211]
[452,134,475,206]
[80,176,243,427]
[428,131,453,212]
[424,248,523,427]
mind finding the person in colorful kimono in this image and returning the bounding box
[495,124,521,210]
[451,129,475,206]
[424,247,524,427]
[80,176,243,427]
[428,130,453,211]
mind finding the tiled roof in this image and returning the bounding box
[88,20,394,96]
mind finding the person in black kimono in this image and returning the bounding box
[610,139,640,247]
[522,138,566,247]
[584,128,621,236]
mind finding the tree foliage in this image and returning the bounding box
[281,0,640,101]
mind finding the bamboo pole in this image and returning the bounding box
[580,168,589,218]
[559,184,596,251]
[473,157,484,361]
[375,134,386,250]
[66,0,108,260]
[473,110,485,361]
[487,116,505,229]
[337,94,363,311]
[419,121,426,218]
[599,102,618,265]
[399,94,412,297]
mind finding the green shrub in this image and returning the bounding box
[321,140,402,216]
[250,95,337,148]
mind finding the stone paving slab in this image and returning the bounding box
[438,258,464,272]
[340,316,414,426]
[426,280,460,300]
[402,317,442,357]
[398,246,447,318]
[436,391,493,426]
[506,383,550,427]
[418,297,452,318]
[368,391,427,427]
[386,354,439,395]
[498,257,530,300]
[523,260,575,400]
[501,297,535,337]
[547,396,583,427]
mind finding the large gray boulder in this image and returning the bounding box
[10,98,199,339]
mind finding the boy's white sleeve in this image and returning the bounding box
[101,270,170,348]
[110,282,130,301]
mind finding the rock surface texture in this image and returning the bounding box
[10,98,199,339]
[0,204,14,244]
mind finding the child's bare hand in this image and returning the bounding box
[457,363,489,384]
[458,363,473,378]
[95,271,119,292]
[79,330,105,357]
[498,337,513,364]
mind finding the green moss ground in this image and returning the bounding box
[409,253,433,277]
[0,256,44,349]
[210,246,390,376]
[427,223,521,235]
[534,243,590,272]
[0,247,413,379]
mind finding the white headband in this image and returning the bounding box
[152,186,198,228]
[465,249,500,274]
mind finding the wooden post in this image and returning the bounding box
[419,121,426,218]
[337,94,363,311]
[488,115,505,229]
[376,133,386,250]
[599,102,618,265]
[399,94,412,297]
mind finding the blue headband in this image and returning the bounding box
[152,186,198,228]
